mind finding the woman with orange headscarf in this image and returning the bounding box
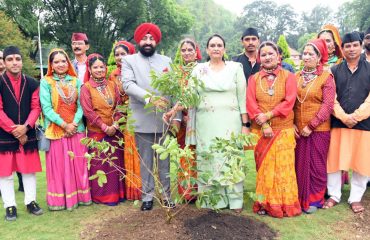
[318,24,344,67]
[294,39,335,213]
[108,41,142,200]
[318,24,349,184]
[40,48,91,210]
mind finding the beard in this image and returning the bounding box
[139,44,156,57]
[365,43,370,52]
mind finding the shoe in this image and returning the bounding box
[26,201,43,215]
[141,201,153,211]
[163,200,176,209]
[304,206,317,214]
[5,206,17,221]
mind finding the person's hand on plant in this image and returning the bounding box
[150,96,169,110]
[163,109,176,124]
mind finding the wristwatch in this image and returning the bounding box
[242,122,251,128]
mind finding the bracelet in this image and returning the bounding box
[261,122,270,130]
[265,111,273,120]
[242,122,251,128]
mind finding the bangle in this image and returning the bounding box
[261,122,270,130]
[266,112,273,120]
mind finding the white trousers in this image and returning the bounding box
[327,171,368,204]
[0,172,37,208]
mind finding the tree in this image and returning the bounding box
[299,5,334,34]
[0,11,37,76]
[277,35,290,59]
[336,0,370,34]
[297,33,317,52]
[178,0,238,58]
[235,0,298,42]
[1,0,193,58]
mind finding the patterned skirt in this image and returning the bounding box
[252,128,301,218]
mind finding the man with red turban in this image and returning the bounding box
[122,23,178,211]
[71,32,90,82]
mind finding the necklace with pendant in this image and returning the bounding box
[259,74,277,96]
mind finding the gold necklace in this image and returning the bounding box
[296,76,317,103]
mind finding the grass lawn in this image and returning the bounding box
[0,151,368,239]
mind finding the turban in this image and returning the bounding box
[318,24,343,59]
[307,39,328,66]
[3,46,22,59]
[342,32,362,47]
[241,27,259,40]
[71,32,88,42]
[134,23,162,44]
[365,27,370,36]
[115,41,136,55]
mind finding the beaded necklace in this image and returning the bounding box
[94,78,113,106]
[296,74,317,104]
[301,68,318,88]
[55,75,76,105]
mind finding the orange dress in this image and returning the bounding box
[109,68,142,200]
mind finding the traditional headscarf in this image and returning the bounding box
[3,46,22,59]
[71,32,88,42]
[115,40,136,55]
[342,32,362,47]
[306,38,329,72]
[318,24,343,59]
[83,53,106,83]
[241,27,259,40]
[46,48,77,77]
[134,23,162,44]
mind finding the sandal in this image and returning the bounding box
[233,208,243,214]
[350,202,364,213]
[257,209,267,215]
[322,198,338,209]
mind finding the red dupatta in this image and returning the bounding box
[254,130,281,171]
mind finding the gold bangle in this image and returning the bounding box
[261,122,270,130]
[266,112,273,120]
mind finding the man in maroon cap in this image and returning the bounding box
[71,32,90,82]
[122,23,178,211]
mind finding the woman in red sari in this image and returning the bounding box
[81,54,125,205]
[108,41,142,200]
[247,41,301,218]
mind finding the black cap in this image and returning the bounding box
[341,32,362,47]
[241,27,259,40]
[3,46,22,59]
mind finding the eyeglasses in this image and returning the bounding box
[72,42,86,46]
